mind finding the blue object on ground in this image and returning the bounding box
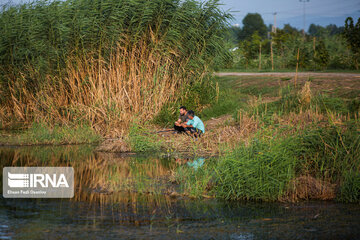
[187,157,205,170]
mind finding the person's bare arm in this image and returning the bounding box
[181,122,192,128]
[175,118,182,126]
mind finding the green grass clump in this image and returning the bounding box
[298,126,360,183]
[201,89,246,120]
[215,135,298,201]
[337,170,360,203]
[247,86,300,124]
[14,122,101,144]
[239,85,278,97]
[152,103,178,127]
[199,76,250,120]
[153,78,217,126]
[313,94,348,114]
[213,125,360,202]
[128,120,161,152]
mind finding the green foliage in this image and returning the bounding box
[344,17,360,55]
[175,158,216,197]
[15,122,101,144]
[153,76,217,126]
[313,94,348,114]
[337,170,360,203]
[225,25,242,44]
[283,24,301,35]
[201,89,243,120]
[215,136,298,201]
[0,0,231,104]
[199,76,249,120]
[228,17,357,71]
[344,17,360,69]
[347,99,360,118]
[239,13,267,40]
[308,23,344,37]
[240,32,262,61]
[128,120,161,152]
[298,126,360,182]
[249,87,353,125]
[181,76,217,111]
[246,85,300,124]
[152,103,178,127]
[313,40,330,69]
[214,125,360,202]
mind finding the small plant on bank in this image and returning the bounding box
[128,120,162,152]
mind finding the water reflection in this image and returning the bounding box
[0,145,177,201]
[1,146,360,239]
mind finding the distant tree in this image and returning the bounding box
[271,29,292,58]
[239,13,267,40]
[241,32,261,59]
[309,23,343,37]
[313,39,330,69]
[226,26,242,44]
[344,17,360,69]
[325,24,343,35]
[308,24,325,37]
[283,24,300,35]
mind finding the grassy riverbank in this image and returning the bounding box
[0,122,101,145]
[1,0,359,203]
[126,73,360,203]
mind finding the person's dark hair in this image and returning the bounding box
[187,110,194,117]
[179,106,187,110]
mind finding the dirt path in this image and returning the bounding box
[216,72,360,77]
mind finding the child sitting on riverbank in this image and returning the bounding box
[180,110,205,138]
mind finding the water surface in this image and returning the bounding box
[1,145,359,240]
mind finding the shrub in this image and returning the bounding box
[215,136,298,201]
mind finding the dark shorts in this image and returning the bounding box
[174,124,186,132]
[186,127,203,137]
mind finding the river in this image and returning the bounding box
[1,145,359,239]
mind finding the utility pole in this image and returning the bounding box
[259,42,262,70]
[299,0,310,37]
[272,12,277,33]
[270,12,277,71]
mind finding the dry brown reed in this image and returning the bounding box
[2,38,194,137]
[95,138,131,152]
[273,108,327,130]
[283,175,336,202]
[299,81,312,106]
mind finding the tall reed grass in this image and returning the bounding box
[215,135,298,201]
[214,125,360,202]
[0,0,231,136]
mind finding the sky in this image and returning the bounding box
[219,0,360,31]
[1,0,359,31]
